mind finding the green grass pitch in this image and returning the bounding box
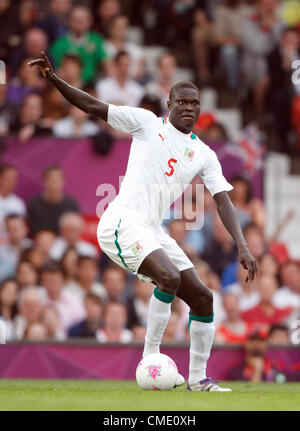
[0,380,300,411]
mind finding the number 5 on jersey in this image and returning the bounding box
[165,158,177,177]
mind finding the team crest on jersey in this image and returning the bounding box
[184,147,195,161]
[132,241,143,256]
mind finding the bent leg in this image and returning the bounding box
[177,267,215,385]
[138,249,181,357]
[139,248,181,295]
[176,267,213,316]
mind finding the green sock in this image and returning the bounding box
[188,312,214,330]
[153,287,175,303]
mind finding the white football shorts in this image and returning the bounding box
[97,207,193,282]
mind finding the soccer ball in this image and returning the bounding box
[136,353,178,390]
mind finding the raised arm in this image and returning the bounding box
[213,191,258,282]
[28,52,108,121]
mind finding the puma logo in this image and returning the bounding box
[158,133,166,143]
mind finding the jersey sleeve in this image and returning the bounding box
[107,104,157,138]
[200,148,233,196]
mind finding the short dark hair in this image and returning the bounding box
[42,165,63,179]
[269,324,288,337]
[78,255,97,265]
[34,228,56,237]
[41,262,63,276]
[102,265,126,280]
[16,259,36,273]
[115,50,129,63]
[157,52,176,68]
[282,26,299,37]
[0,278,18,289]
[108,13,128,28]
[205,123,229,141]
[104,301,127,316]
[230,175,253,203]
[85,292,103,306]
[0,164,17,176]
[71,4,91,14]
[169,81,200,101]
[4,214,26,224]
[139,94,162,117]
[62,54,83,68]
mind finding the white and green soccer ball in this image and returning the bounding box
[136,353,178,390]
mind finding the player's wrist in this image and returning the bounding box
[46,69,55,81]
[237,240,248,250]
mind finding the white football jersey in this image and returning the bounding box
[106,104,233,226]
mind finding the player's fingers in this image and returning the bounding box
[240,259,247,270]
[248,260,256,281]
[241,259,250,283]
[41,51,50,65]
[40,67,49,78]
[245,268,251,283]
[244,260,253,283]
[27,59,44,67]
[248,265,254,281]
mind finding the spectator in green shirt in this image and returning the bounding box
[50,5,109,84]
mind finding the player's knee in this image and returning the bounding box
[193,286,213,315]
[160,268,181,295]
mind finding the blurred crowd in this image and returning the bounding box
[0,0,300,383]
[0,0,299,150]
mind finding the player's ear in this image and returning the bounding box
[167,100,171,110]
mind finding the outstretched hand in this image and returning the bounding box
[27,51,53,79]
[238,245,259,283]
